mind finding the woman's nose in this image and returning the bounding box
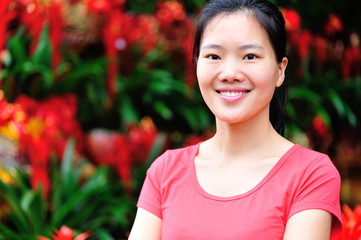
[218,60,243,82]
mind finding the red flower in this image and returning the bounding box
[101,10,136,99]
[311,115,328,139]
[0,0,16,69]
[12,94,84,198]
[112,135,132,181]
[86,0,125,13]
[38,225,91,240]
[20,1,47,55]
[341,33,361,80]
[128,117,157,162]
[19,0,65,69]
[156,1,186,27]
[341,46,361,80]
[48,1,65,70]
[298,30,312,60]
[336,204,361,240]
[281,9,301,32]
[183,27,196,86]
[86,0,112,13]
[86,118,158,181]
[85,129,132,181]
[31,165,50,199]
[19,134,52,199]
[324,14,343,36]
[312,35,328,64]
[134,14,159,54]
[86,129,117,166]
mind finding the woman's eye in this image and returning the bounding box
[207,54,220,60]
[244,54,257,60]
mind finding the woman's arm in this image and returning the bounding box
[128,207,162,240]
[283,209,332,240]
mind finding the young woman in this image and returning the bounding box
[129,0,342,239]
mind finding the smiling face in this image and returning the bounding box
[196,12,287,125]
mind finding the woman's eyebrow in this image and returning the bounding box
[200,43,264,51]
[200,43,223,51]
[239,43,264,50]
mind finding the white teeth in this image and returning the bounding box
[220,91,245,96]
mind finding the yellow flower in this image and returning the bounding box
[25,117,46,139]
[0,122,20,141]
[0,168,14,185]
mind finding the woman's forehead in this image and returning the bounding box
[201,12,267,45]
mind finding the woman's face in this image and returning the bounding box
[196,12,287,125]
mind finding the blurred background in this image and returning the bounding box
[0,0,360,239]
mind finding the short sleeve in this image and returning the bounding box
[288,154,342,238]
[136,154,165,219]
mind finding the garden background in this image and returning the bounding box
[0,0,361,239]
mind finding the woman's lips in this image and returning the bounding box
[216,89,250,102]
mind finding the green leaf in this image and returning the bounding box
[286,102,297,119]
[344,104,358,127]
[61,138,77,192]
[326,89,346,117]
[93,229,115,240]
[146,133,167,166]
[153,101,173,120]
[20,189,46,233]
[81,167,108,192]
[149,70,174,94]
[50,183,105,227]
[59,60,106,91]
[118,95,139,126]
[288,87,322,103]
[31,24,51,67]
[0,178,30,233]
[0,225,22,240]
[8,27,27,66]
[177,105,199,131]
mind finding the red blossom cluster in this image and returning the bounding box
[282,9,361,80]
[155,1,196,86]
[156,1,186,27]
[14,0,65,70]
[0,0,16,69]
[78,0,194,98]
[38,225,91,240]
[85,117,157,182]
[282,9,311,60]
[336,204,361,240]
[0,93,84,199]
[1,0,197,98]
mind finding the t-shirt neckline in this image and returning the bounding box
[190,142,301,201]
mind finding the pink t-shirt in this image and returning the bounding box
[137,143,342,239]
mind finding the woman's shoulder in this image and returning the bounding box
[148,142,201,172]
[290,144,333,164]
[285,144,340,179]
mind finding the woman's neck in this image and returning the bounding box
[200,115,291,164]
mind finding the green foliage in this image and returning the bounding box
[286,58,360,136]
[1,26,53,101]
[0,139,136,240]
[114,48,212,132]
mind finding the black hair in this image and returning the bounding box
[193,0,288,136]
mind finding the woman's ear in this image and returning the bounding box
[276,57,288,87]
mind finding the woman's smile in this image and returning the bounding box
[216,88,251,102]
